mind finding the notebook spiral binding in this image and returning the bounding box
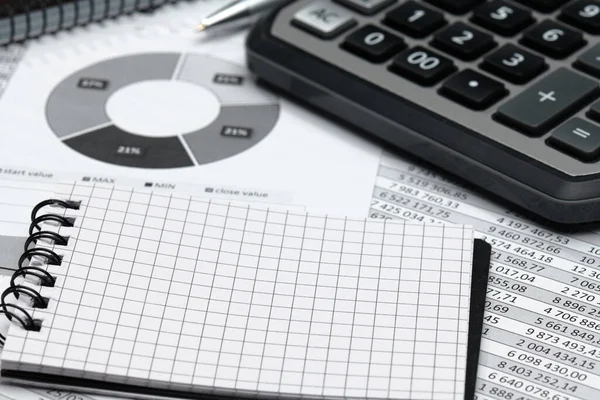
[0,198,80,332]
[0,0,185,46]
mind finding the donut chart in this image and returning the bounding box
[46,53,280,168]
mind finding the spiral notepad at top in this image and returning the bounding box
[0,0,191,46]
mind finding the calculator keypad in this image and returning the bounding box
[279,0,600,173]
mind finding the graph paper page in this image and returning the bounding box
[2,182,475,400]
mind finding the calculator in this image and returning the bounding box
[245,0,600,224]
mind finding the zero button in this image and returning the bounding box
[341,24,406,62]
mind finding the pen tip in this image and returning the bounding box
[195,24,206,32]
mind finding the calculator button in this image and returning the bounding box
[439,69,507,110]
[575,43,600,79]
[292,1,357,39]
[341,24,406,62]
[513,0,569,13]
[430,22,496,61]
[586,98,600,121]
[471,0,534,36]
[520,20,586,59]
[559,1,600,34]
[495,68,600,136]
[333,0,396,15]
[389,46,456,86]
[383,1,446,38]
[424,0,484,15]
[480,44,547,84]
[547,119,600,161]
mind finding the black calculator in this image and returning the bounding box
[246,0,600,224]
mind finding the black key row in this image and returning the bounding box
[338,0,600,48]
[341,23,548,84]
[424,0,572,15]
[336,0,600,36]
[342,18,600,85]
[343,33,600,131]
[387,47,509,110]
[423,0,586,16]
[471,0,600,36]
[380,4,587,60]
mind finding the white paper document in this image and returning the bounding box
[0,0,381,218]
[0,164,302,272]
[372,152,600,400]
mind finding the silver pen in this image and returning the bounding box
[196,0,287,32]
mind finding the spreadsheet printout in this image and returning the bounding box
[371,152,600,400]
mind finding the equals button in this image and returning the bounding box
[547,118,600,161]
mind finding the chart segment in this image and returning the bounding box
[47,53,181,138]
[183,104,280,165]
[176,54,278,106]
[63,125,194,168]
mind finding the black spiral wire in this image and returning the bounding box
[0,199,80,332]
[1,0,183,45]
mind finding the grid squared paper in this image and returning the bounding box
[1,182,474,400]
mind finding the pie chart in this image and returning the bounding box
[45,52,280,168]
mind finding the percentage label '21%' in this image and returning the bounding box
[116,146,145,157]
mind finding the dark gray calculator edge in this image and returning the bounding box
[245,2,600,224]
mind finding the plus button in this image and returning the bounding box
[538,90,557,102]
[496,68,600,136]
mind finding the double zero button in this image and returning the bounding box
[341,25,406,62]
[390,47,456,86]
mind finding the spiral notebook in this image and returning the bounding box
[0,0,194,46]
[0,181,490,400]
